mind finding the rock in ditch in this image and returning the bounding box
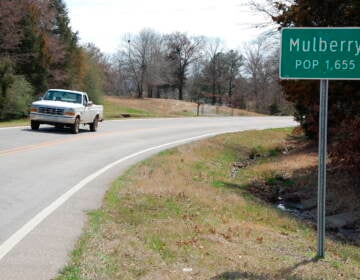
[281,192,301,202]
[301,198,317,210]
[326,212,360,229]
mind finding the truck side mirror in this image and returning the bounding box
[38,96,43,100]
[87,101,93,106]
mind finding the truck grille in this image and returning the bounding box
[38,107,64,115]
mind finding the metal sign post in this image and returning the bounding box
[317,79,329,258]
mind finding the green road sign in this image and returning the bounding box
[280,28,360,80]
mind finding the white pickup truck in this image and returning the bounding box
[30,89,103,134]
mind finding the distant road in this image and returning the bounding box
[0,117,296,279]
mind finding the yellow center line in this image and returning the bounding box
[0,128,148,157]
[0,122,228,157]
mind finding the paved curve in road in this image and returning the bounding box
[0,117,296,279]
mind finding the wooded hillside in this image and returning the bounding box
[0,0,105,120]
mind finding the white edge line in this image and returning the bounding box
[0,129,243,261]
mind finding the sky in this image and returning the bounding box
[64,0,275,54]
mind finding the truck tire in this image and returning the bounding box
[71,117,80,134]
[89,115,99,132]
[31,120,40,130]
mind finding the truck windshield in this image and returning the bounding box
[43,90,82,104]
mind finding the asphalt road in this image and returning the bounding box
[0,117,297,279]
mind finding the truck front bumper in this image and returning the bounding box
[30,113,75,125]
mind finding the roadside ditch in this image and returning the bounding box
[231,139,360,246]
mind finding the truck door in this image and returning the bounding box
[83,95,92,123]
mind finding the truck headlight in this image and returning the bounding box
[30,106,37,113]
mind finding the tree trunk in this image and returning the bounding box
[217,85,222,105]
[228,77,233,106]
[178,76,184,100]
[147,85,153,98]
[137,84,143,98]
[178,86,183,100]
[156,86,160,98]
[211,81,216,105]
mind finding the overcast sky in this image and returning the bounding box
[64,0,274,54]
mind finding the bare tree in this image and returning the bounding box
[0,0,26,55]
[165,32,203,100]
[124,29,164,98]
[201,40,242,105]
[110,50,132,95]
[187,58,204,102]
[242,38,268,110]
[203,39,223,105]
[112,30,174,98]
[224,50,243,105]
[241,37,288,113]
[143,33,169,98]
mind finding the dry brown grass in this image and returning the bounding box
[105,96,198,117]
[249,146,318,179]
[57,129,360,280]
[104,96,262,118]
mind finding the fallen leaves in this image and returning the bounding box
[176,237,198,247]
[256,237,264,244]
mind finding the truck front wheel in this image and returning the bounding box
[31,120,40,130]
[71,117,80,134]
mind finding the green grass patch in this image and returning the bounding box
[211,180,226,188]
[266,175,295,187]
[103,99,154,119]
[158,149,177,157]
[0,118,28,127]
[146,235,174,261]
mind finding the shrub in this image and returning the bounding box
[0,76,34,120]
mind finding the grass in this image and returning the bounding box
[103,96,262,119]
[103,98,155,119]
[103,96,198,119]
[0,118,28,127]
[56,128,360,280]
